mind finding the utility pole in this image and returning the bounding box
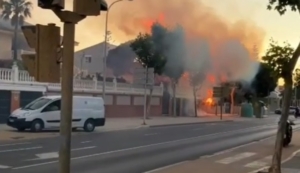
[34,1,108,173]
[52,10,85,173]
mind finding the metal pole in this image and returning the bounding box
[59,22,75,173]
[102,0,124,100]
[143,67,148,125]
[102,10,109,100]
[220,87,223,120]
[80,52,84,78]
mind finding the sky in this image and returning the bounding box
[24,0,300,87]
[26,0,300,50]
[26,0,300,63]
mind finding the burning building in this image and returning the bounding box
[105,0,265,115]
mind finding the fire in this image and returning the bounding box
[142,13,166,32]
[205,98,213,105]
[204,89,214,106]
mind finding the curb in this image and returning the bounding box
[149,120,234,128]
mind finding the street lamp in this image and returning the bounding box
[102,0,133,99]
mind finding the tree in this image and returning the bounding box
[107,42,136,77]
[0,0,32,63]
[190,71,205,117]
[262,38,295,173]
[130,32,166,118]
[251,62,277,98]
[151,23,186,116]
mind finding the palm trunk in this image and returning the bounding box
[146,88,153,119]
[193,85,197,117]
[268,78,293,173]
[13,15,19,63]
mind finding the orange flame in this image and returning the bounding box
[142,13,166,33]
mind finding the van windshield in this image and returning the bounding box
[22,98,52,110]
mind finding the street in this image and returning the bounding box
[0,118,292,173]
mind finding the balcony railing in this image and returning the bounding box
[0,66,169,95]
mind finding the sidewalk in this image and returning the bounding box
[150,131,300,173]
[0,115,267,141]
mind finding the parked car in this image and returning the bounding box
[7,95,105,132]
[275,106,297,115]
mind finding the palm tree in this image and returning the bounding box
[0,0,32,63]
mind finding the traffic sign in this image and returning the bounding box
[133,67,154,86]
[213,86,230,98]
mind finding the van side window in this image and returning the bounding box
[42,100,61,112]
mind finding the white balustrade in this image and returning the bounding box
[0,68,12,81]
[0,67,169,95]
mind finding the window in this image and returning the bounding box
[42,100,61,112]
[22,98,51,110]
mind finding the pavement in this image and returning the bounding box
[0,115,250,141]
[150,125,300,173]
[0,116,291,173]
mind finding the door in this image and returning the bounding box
[40,100,61,128]
[0,90,11,123]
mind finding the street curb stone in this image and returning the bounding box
[149,120,234,128]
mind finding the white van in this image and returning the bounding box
[7,95,105,132]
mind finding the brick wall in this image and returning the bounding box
[46,91,163,117]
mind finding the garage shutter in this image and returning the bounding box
[0,90,11,123]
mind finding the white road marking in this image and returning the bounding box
[13,125,275,170]
[200,135,275,159]
[143,161,189,173]
[26,147,96,161]
[81,141,91,144]
[34,152,59,160]
[0,142,30,147]
[216,152,256,164]
[144,133,158,136]
[71,146,96,151]
[248,148,300,173]
[0,165,11,169]
[244,155,272,168]
[200,141,258,158]
[0,146,42,153]
[192,127,206,130]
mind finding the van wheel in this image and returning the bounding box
[83,119,95,132]
[30,120,43,132]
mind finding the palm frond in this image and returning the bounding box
[0,0,32,26]
[23,6,31,17]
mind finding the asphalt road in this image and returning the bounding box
[0,118,295,173]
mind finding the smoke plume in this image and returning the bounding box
[27,0,265,51]
[27,0,265,91]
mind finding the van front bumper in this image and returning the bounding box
[7,117,31,129]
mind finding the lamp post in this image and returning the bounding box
[102,0,133,99]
